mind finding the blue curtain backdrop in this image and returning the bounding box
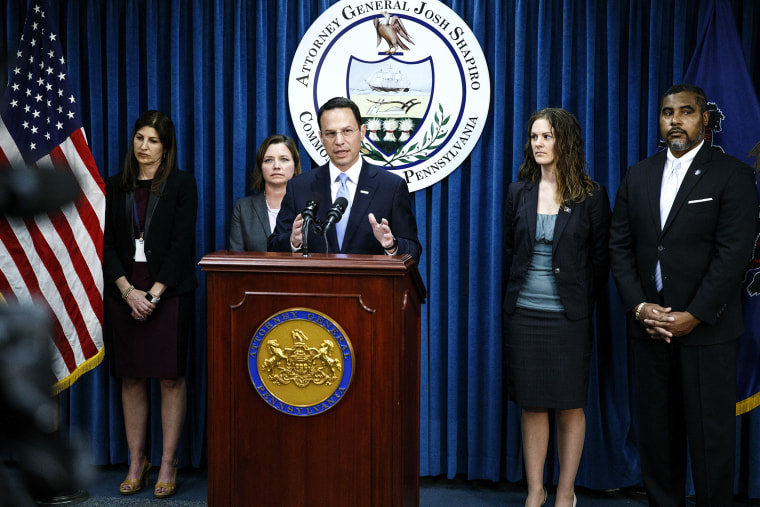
[2,0,760,495]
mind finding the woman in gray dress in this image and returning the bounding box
[229,135,302,251]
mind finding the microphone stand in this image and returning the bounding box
[301,217,312,257]
[302,218,324,257]
[323,230,331,255]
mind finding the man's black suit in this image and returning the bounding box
[268,160,421,264]
[610,143,758,506]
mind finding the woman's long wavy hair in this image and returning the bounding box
[120,110,177,194]
[249,135,302,193]
[517,108,597,205]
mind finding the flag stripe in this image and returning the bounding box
[44,136,106,291]
[70,128,106,196]
[0,121,24,167]
[0,145,9,168]
[0,217,78,371]
[35,208,101,358]
[46,148,105,331]
[24,216,86,369]
[0,245,19,305]
[0,220,33,303]
[51,130,107,235]
[0,265,14,303]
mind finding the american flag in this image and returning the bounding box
[0,1,105,394]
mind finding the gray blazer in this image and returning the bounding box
[229,192,271,252]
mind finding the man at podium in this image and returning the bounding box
[268,97,422,264]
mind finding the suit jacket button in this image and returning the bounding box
[554,267,560,274]
[657,245,664,251]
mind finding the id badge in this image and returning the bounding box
[134,238,147,262]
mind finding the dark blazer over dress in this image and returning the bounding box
[503,179,611,321]
[103,168,198,378]
[103,169,198,298]
[502,178,610,409]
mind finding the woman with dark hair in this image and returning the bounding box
[228,134,302,251]
[103,110,197,498]
[502,108,610,507]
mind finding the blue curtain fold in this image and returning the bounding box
[2,0,759,496]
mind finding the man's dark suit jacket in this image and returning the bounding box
[609,144,758,345]
[268,160,422,264]
[502,179,611,321]
[103,168,198,298]
[228,192,270,251]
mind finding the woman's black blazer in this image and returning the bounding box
[502,179,611,320]
[103,168,198,298]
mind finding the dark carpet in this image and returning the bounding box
[18,465,760,506]
[41,465,652,506]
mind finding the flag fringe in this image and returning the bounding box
[736,391,760,416]
[51,345,105,396]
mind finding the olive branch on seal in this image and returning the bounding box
[362,104,450,167]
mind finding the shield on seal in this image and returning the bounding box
[347,55,433,160]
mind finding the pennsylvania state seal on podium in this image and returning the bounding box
[248,308,355,416]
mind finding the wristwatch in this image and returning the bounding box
[145,292,161,303]
[384,237,398,253]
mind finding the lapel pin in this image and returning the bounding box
[694,169,702,176]
[563,206,571,213]
[360,190,369,195]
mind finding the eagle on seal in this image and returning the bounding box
[373,12,414,54]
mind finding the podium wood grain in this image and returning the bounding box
[200,251,425,506]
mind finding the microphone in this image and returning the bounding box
[321,197,348,234]
[300,193,321,222]
[300,193,322,256]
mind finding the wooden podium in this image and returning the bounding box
[199,251,425,507]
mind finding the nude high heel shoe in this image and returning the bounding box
[119,456,152,495]
[154,458,178,498]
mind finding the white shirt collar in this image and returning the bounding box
[329,156,363,184]
[667,139,704,172]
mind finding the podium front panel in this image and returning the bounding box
[201,251,423,507]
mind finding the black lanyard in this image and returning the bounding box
[133,199,143,241]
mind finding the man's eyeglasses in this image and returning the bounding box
[321,128,360,141]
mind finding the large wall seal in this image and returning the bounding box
[289,1,491,192]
